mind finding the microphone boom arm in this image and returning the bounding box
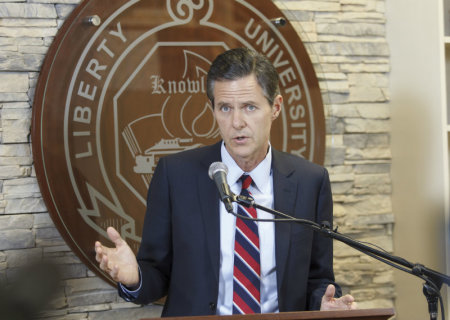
[234,196,450,320]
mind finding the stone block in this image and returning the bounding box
[19,45,49,54]
[0,143,30,157]
[43,36,54,46]
[356,299,394,309]
[352,213,395,226]
[346,147,391,160]
[0,92,30,101]
[51,253,82,265]
[5,197,47,214]
[0,26,57,37]
[340,194,392,215]
[29,0,81,4]
[0,214,33,230]
[327,165,353,175]
[1,102,29,109]
[46,293,68,310]
[0,3,57,18]
[320,80,349,93]
[2,109,32,143]
[356,104,390,119]
[366,133,390,147]
[58,263,88,280]
[0,157,32,166]
[55,4,77,19]
[330,173,354,182]
[359,235,394,252]
[334,270,364,286]
[0,229,34,250]
[35,226,61,240]
[348,73,389,87]
[339,12,385,23]
[313,42,389,57]
[0,165,29,179]
[65,277,111,296]
[351,286,396,300]
[329,104,359,118]
[39,309,70,320]
[0,72,28,92]
[44,245,71,257]
[317,63,340,73]
[354,163,390,174]
[331,181,353,194]
[67,290,117,307]
[373,271,394,284]
[326,117,345,135]
[89,305,164,320]
[275,1,340,11]
[34,212,54,228]
[324,145,346,166]
[5,247,42,268]
[0,18,56,27]
[348,86,387,102]
[344,134,369,148]
[0,51,44,71]
[324,92,349,104]
[345,118,390,133]
[317,22,385,37]
[3,177,40,196]
[15,37,44,45]
[67,304,110,313]
[354,173,391,194]
[326,133,344,146]
[340,63,390,73]
[317,72,347,80]
[291,21,316,34]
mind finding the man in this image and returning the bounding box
[95,48,356,316]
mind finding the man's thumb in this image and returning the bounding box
[324,284,336,299]
[107,226,123,247]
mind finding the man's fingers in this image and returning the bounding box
[110,265,119,281]
[107,226,123,247]
[349,301,358,310]
[335,295,357,310]
[341,295,357,310]
[99,255,109,271]
[341,294,354,304]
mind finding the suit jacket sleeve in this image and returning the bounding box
[119,156,172,304]
[306,167,342,310]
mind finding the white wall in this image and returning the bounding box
[386,0,449,319]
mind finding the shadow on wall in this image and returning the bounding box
[0,261,60,320]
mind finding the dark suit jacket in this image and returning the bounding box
[119,141,340,317]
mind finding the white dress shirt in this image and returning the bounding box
[216,142,279,314]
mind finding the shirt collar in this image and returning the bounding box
[220,142,272,193]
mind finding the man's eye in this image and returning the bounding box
[246,105,256,111]
[221,106,230,112]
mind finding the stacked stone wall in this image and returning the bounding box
[0,0,393,319]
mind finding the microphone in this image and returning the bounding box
[208,162,235,213]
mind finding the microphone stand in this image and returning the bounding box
[234,195,450,320]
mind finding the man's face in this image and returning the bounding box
[213,74,282,171]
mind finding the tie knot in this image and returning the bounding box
[240,175,252,190]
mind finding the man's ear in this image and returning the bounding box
[271,94,283,120]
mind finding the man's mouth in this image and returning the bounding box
[232,135,249,143]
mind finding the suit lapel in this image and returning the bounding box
[198,142,222,283]
[272,150,297,295]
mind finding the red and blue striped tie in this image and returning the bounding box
[232,175,261,314]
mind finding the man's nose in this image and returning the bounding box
[231,109,245,129]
